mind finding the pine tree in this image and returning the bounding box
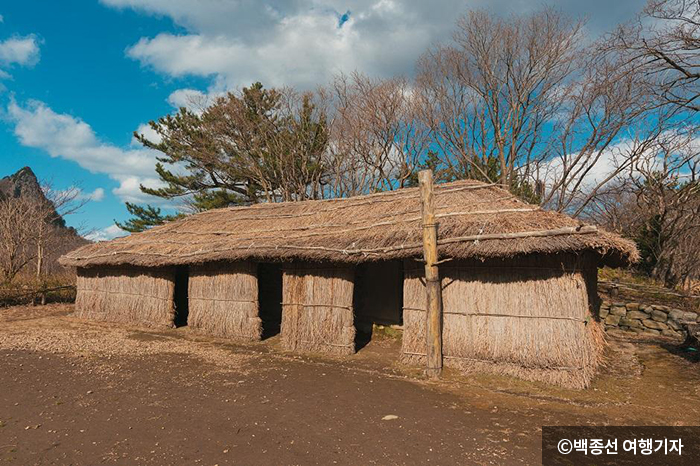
[115,203,184,233]
[120,83,329,231]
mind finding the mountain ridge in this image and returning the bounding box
[0,166,69,228]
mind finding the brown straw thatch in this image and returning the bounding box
[402,254,605,389]
[188,262,261,341]
[281,264,355,355]
[60,180,637,269]
[75,266,175,327]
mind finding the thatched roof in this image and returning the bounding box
[61,180,638,268]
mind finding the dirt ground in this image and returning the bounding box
[1,305,699,465]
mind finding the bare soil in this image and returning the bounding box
[1,304,699,465]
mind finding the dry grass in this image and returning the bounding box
[401,254,605,389]
[188,261,261,341]
[0,304,251,372]
[281,263,355,355]
[0,272,76,306]
[61,180,637,268]
[75,267,175,328]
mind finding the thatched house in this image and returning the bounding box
[60,180,637,388]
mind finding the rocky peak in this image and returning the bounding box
[0,166,67,228]
[0,166,44,201]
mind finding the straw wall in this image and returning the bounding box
[402,254,604,389]
[281,263,355,355]
[188,261,261,341]
[75,266,175,327]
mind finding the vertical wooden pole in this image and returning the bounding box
[418,169,443,378]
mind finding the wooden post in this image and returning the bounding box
[418,169,443,378]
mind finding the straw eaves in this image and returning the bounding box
[60,180,638,268]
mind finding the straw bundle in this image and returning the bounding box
[188,261,261,341]
[281,263,355,355]
[75,266,175,327]
[402,254,605,389]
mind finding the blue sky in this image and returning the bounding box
[0,0,646,240]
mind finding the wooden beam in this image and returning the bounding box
[418,169,443,378]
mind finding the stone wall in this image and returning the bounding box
[600,300,700,339]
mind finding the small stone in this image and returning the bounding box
[652,304,669,312]
[613,302,626,308]
[609,306,627,317]
[605,314,622,326]
[600,301,611,309]
[661,329,682,339]
[683,311,698,322]
[642,319,668,331]
[626,302,640,312]
[599,308,609,319]
[382,415,398,421]
[619,318,642,328]
[87,390,93,395]
[668,319,683,331]
[627,311,650,320]
[651,310,668,322]
[643,328,661,336]
[669,309,684,321]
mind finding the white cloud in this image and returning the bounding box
[539,134,694,198]
[541,141,632,193]
[0,35,41,67]
[131,122,162,146]
[85,224,129,242]
[0,34,41,83]
[6,99,168,204]
[123,11,430,91]
[52,186,106,202]
[85,187,105,202]
[112,175,166,203]
[167,88,210,110]
[103,0,645,94]
[106,0,473,91]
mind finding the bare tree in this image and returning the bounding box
[630,130,700,287]
[537,45,677,216]
[36,183,88,278]
[609,0,700,111]
[0,196,44,283]
[326,72,431,196]
[0,183,87,284]
[415,9,582,192]
[586,128,700,288]
[416,8,688,217]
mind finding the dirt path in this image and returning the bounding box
[0,305,698,465]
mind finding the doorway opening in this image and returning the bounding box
[173,266,189,327]
[258,263,283,339]
[353,260,403,351]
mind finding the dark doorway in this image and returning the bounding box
[353,261,403,350]
[258,263,283,339]
[173,266,189,327]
